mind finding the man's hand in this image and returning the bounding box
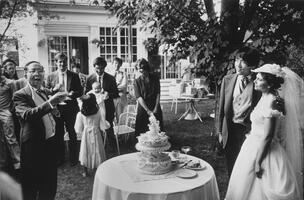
[255,161,263,178]
[53,83,63,92]
[103,91,109,100]
[48,91,69,106]
[218,133,223,144]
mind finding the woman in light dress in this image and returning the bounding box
[74,93,110,177]
[226,64,303,200]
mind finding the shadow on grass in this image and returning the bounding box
[56,99,228,200]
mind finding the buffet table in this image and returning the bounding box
[92,152,220,200]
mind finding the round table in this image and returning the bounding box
[92,152,220,200]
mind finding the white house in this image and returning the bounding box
[10,0,187,101]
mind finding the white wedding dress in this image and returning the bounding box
[225,94,301,200]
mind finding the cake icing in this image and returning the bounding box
[135,115,172,175]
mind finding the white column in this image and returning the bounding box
[89,25,100,74]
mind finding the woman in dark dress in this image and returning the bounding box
[134,58,164,136]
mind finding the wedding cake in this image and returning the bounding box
[135,116,172,175]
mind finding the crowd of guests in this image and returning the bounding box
[0,53,164,200]
[1,46,302,200]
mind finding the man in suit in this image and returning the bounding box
[45,53,82,166]
[85,57,119,149]
[13,61,68,200]
[217,47,261,177]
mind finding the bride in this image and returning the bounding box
[225,64,303,200]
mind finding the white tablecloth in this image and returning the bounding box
[92,153,220,200]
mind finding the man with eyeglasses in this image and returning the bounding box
[46,52,82,166]
[13,61,68,200]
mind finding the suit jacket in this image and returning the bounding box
[85,72,119,122]
[13,85,55,167]
[217,74,261,148]
[46,70,82,112]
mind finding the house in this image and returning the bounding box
[10,0,187,101]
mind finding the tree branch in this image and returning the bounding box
[204,0,215,19]
[0,1,18,45]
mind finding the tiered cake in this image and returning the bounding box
[135,116,172,175]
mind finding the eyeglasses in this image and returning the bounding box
[27,70,45,74]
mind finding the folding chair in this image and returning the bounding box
[126,103,138,114]
[113,112,136,155]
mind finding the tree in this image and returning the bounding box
[0,0,50,55]
[104,0,304,82]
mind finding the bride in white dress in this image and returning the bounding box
[225,64,303,200]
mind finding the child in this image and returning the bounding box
[74,93,110,177]
[87,82,108,119]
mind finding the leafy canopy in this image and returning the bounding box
[104,0,304,79]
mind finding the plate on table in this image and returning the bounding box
[175,169,197,178]
[184,160,206,171]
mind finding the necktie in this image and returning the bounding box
[240,76,248,93]
[99,76,103,87]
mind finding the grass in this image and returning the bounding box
[56,99,229,200]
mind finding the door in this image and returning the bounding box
[69,37,89,74]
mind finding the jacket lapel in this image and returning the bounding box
[24,85,36,107]
[67,70,72,91]
[225,74,238,116]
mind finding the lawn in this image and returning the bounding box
[55,99,229,200]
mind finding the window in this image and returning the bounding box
[165,62,180,79]
[161,56,182,79]
[99,27,137,63]
[47,36,67,72]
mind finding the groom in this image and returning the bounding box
[217,47,261,176]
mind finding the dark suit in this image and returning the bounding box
[13,86,58,200]
[217,74,261,176]
[46,70,82,164]
[85,72,119,145]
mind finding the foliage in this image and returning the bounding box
[104,0,304,82]
[1,1,30,49]
[0,0,51,53]
[143,38,159,54]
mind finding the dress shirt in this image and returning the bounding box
[28,84,56,139]
[58,70,67,92]
[233,75,250,98]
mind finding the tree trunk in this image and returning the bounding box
[203,0,216,19]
